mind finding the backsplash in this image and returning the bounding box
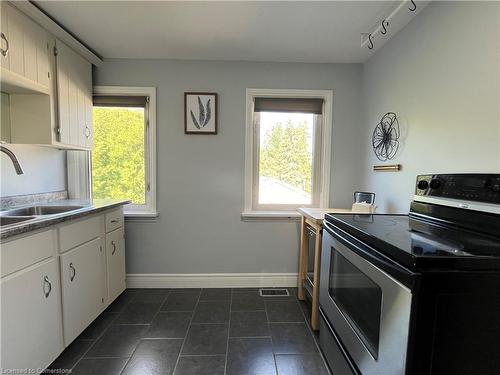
[0,190,68,210]
[0,144,67,197]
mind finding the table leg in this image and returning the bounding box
[297,216,308,301]
[311,225,323,330]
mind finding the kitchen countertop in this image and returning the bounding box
[297,207,353,224]
[0,199,131,240]
[297,204,376,225]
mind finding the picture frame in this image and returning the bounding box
[184,92,218,134]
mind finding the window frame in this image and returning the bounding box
[92,86,157,218]
[243,88,333,220]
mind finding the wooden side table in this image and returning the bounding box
[297,207,352,330]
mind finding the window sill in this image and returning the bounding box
[241,211,301,222]
[124,211,159,221]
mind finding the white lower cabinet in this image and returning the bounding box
[1,258,63,370]
[106,226,126,302]
[0,207,126,370]
[60,237,105,345]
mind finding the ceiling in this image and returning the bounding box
[35,1,426,63]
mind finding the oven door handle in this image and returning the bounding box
[323,221,416,287]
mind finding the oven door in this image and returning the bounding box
[320,224,413,375]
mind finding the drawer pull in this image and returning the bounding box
[69,262,76,282]
[111,240,117,255]
[43,276,52,298]
[110,218,120,223]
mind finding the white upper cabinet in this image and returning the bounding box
[55,39,93,149]
[0,2,51,93]
[0,3,9,70]
[7,37,93,150]
[1,2,94,150]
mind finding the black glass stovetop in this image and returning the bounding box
[324,214,500,271]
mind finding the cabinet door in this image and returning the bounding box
[1,258,63,370]
[56,41,70,144]
[2,4,51,89]
[75,49,92,148]
[60,237,105,345]
[106,227,126,303]
[21,12,38,83]
[82,59,93,148]
[77,80,86,147]
[56,40,77,145]
[34,26,50,88]
[56,39,93,149]
[0,3,9,70]
[6,4,24,77]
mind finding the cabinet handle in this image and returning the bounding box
[85,125,91,138]
[43,276,52,298]
[110,218,120,223]
[69,262,76,282]
[0,33,8,57]
[111,240,117,255]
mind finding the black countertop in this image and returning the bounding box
[1,199,131,240]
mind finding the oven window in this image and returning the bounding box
[329,247,382,357]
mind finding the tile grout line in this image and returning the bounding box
[83,355,133,360]
[224,289,233,375]
[118,289,172,375]
[262,291,280,375]
[55,288,324,375]
[170,290,202,375]
[68,291,135,372]
[271,288,319,374]
[178,353,227,358]
[296,297,332,375]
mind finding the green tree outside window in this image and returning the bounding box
[92,107,146,204]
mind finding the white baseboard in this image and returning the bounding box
[126,273,299,289]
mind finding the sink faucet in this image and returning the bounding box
[0,145,24,175]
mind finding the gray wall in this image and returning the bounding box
[1,144,66,197]
[360,1,500,213]
[94,60,363,274]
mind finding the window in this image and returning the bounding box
[92,86,157,217]
[243,89,332,219]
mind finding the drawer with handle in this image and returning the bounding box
[59,215,101,253]
[105,208,123,233]
[1,229,56,278]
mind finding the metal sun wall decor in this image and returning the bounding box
[372,112,400,161]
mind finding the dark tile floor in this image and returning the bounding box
[46,288,330,375]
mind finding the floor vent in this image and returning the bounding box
[259,288,290,297]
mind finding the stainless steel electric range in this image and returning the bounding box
[319,174,500,375]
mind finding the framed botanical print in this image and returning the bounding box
[184,92,218,134]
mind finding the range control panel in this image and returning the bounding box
[415,174,500,204]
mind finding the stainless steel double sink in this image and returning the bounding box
[0,205,85,227]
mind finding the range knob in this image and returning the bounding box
[429,179,441,189]
[490,184,500,192]
[487,178,500,192]
[417,180,429,190]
